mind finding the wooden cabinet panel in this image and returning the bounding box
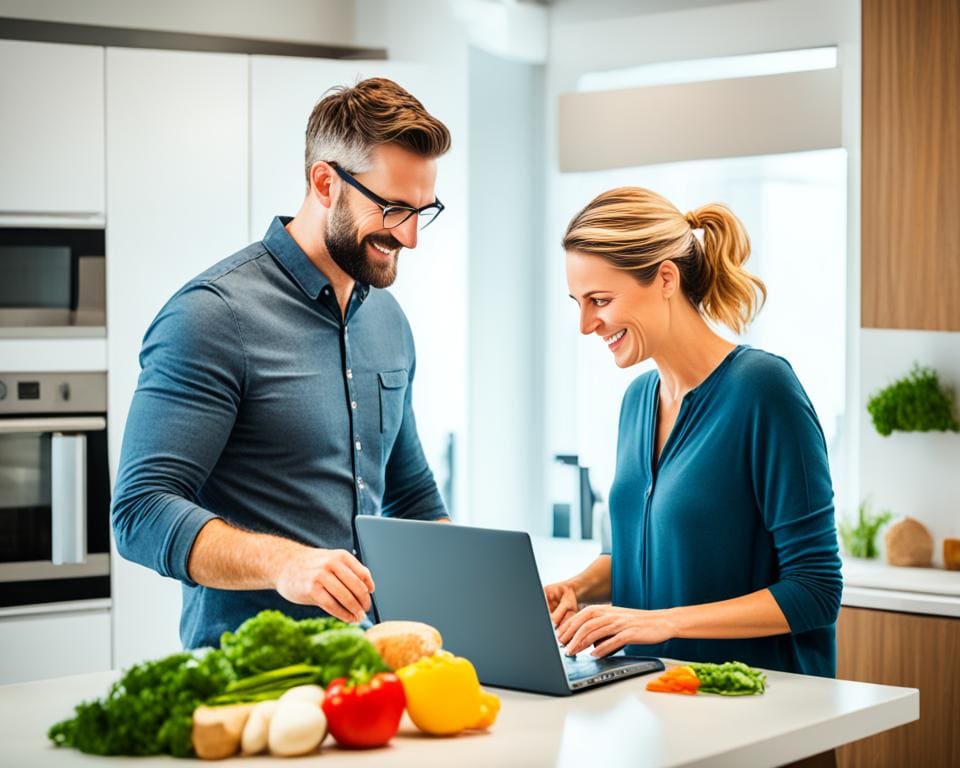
[837,606,959,768]
[861,0,960,330]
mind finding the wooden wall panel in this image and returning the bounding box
[836,607,959,768]
[861,0,960,330]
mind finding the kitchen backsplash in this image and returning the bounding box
[859,328,960,566]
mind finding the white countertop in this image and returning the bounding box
[530,536,960,619]
[2,665,917,768]
[840,556,960,616]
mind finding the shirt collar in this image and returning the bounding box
[263,216,370,303]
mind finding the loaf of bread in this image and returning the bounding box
[884,517,934,567]
[365,621,442,670]
[944,538,960,571]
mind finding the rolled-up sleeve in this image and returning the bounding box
[750,361,843,634]
[111,283,245,585]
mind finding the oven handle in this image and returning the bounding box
[51,433,89,565]
[0,416,106,434]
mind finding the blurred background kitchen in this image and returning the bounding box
[0,0,956,764]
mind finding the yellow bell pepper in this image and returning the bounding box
[396,651,501,735]
[473,690,501,730]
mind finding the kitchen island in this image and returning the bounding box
[3,663,916,767]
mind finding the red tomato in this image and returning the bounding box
[322,673,407,749]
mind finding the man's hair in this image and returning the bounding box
[304,77,451,183]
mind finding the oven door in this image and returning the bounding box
[0,416,110,607]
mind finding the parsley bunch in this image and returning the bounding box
[48,649,235,757]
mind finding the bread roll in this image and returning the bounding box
[885,517,934,567]
[365,621,442,670]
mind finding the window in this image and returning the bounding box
[557,149,848,535]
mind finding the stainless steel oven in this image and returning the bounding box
[0,372,110,607]
[0,227,105,335]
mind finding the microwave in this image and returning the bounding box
[0,227,105,335]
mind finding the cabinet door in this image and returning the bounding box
[837,606,960,768]
[0,39,105,215]
[106,47,250,668]
[0,608,111,684]
[251,57,468,516]
[861,0,960,330]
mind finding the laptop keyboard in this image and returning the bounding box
[562,653,640,681]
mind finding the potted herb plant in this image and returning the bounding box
[838,499,892,559]
[866,363,959,436]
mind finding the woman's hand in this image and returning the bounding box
[543,580,580,628]
[557,605,676,657]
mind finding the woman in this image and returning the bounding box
[548,187,842,677]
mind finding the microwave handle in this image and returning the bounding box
[51,433,87,565]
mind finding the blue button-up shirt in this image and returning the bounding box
[112,217,447,648]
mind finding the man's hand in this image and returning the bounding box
[544,580,580,629]
[274,547,376,624]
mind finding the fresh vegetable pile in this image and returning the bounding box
[646,661,766,696]
[48,612,500,759]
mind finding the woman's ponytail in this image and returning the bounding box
[684,204,766,335]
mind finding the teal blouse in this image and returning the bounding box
[606,345,842,676]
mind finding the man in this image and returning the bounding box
[112,78,451,649]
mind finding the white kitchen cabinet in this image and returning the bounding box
[250,56,469,516]
[0,605,111,685]
[105,47,250,669]
[0,39,104,215]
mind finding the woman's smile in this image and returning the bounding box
[603,328,627,351]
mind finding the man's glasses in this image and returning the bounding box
[329,163,444,231]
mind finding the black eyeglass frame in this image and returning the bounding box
[328,163,445,230]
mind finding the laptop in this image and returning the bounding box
[355,516,664,696]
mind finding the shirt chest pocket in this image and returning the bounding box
[378,369,408,435]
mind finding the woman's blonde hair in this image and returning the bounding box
[562,187,766,334]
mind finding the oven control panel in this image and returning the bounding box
[0,372,106,414]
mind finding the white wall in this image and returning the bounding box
[467,46,546,532]
[354,0,472,522]
[543,0,862,521]
[859,330,960,566]
[0,0,356,46]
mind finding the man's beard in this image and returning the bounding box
[325,196,401,289]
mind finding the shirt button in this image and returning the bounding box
[351,401,357,410]
[346,369,353,379]
[355,441,362,452]
[357,477,364,488]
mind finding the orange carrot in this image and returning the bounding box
[646,666,701,695]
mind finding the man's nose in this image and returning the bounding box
[393,215,418,250]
